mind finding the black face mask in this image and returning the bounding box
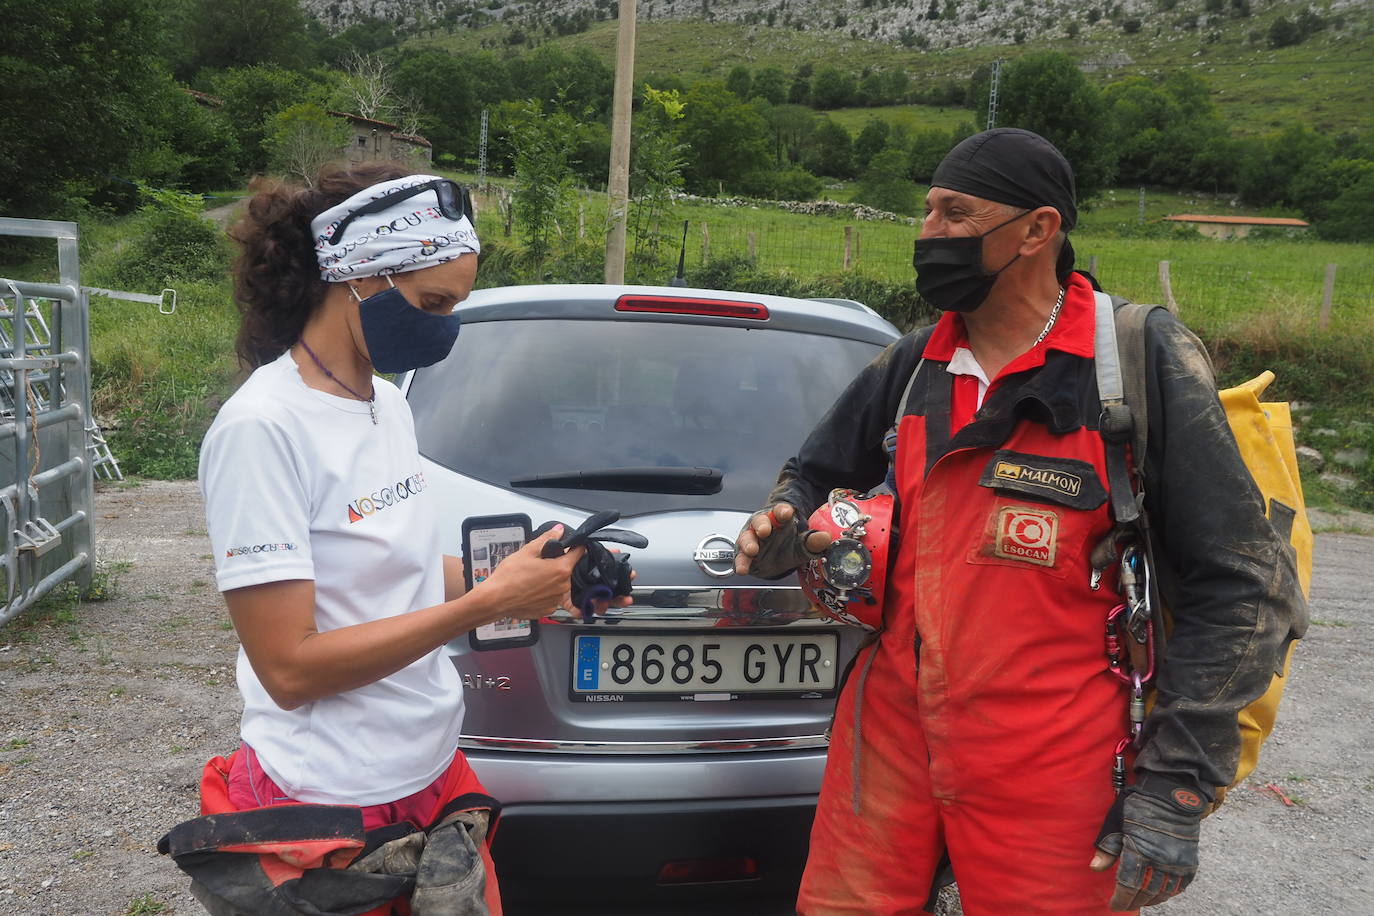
[913,210,1030,313]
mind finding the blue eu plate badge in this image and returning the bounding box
[575,636,600,691]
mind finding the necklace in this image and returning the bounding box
[298,339,377,424]
[1034,286,1067,346]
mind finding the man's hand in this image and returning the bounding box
[1091,777,1206,910]
[733,503,833,578]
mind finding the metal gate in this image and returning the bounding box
[0,217,139,625]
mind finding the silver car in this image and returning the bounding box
[402,284,900,914]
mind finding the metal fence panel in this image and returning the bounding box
[0,218,97,625]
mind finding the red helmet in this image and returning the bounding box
[799,489,894,631]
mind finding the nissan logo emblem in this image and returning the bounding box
[694,534,737,578]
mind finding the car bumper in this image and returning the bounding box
[464,748,826,914]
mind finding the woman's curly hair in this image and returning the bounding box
[229,162,416,368]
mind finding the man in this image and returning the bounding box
[734,128,1303,914]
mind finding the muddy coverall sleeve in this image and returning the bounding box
[1135,311,1307,798]
[767,333,926,517]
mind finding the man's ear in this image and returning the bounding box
[1019,206,1063,257]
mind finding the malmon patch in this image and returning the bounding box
[993,506,1059,567]
[979,450,1106,510]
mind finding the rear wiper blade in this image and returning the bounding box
[509,466,723,495]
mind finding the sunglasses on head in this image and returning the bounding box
[325,179,474,246]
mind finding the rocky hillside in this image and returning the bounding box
[303,0,1367,50]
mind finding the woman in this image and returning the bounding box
[183,163,600,915]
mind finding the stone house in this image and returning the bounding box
[329,111,433,166]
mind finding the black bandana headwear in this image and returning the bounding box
[931,128,1078,281]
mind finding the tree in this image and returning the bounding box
[1236,124,1333,208]
[751,67,789,105]
[265,104,349,186]
[630,88,687,259]
[677,82,771,194]
[854,119,892,171]
[183,0,312,73]
[858,71,888,106]
[133,75,242,192]
[1315,173,1374,242]
[506,45,613,116]
[982,52,1116,198]
[1291,157,1374,223]
[340,52,400,122]
[210,66,322,175]
[908,129,956,181]
[725,66,753,100]
[811,67,858,109]
[511,103,579,259]
[761,104,821,166]
[0,0,170,215]
[854,149,919,215]
[803,117,856,179]
[394,51,483,162]
[1266,15,1301,49]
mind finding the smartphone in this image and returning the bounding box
[462,513,539,650]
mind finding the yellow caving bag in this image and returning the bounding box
[1094,294,1311,811]
[1217,371,1312,795]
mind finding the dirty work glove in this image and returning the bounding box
[535,514,642,622]
[1094,775,1206,910]
[735,504,828,580]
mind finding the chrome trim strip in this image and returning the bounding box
[457,734,830,754]
[544,585,831,626]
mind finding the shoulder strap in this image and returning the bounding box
[891,324,939,430]
[1114,300,1162,483]
[1094,292,1140,526]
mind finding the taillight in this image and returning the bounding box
[657,856,760,885]
[615,294,770,320]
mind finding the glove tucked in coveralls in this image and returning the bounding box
[758,278,1301,911]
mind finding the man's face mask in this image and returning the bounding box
[353,277,462,374]
[913,209,1030,313]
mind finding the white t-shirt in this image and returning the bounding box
[199,351,463,806]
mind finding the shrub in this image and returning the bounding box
[101,190,231,291]
[109,408,206,479]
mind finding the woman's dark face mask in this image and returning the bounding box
[913,209,1030,313]
[354,278,462,374]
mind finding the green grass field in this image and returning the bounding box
[511,187,1372,338]
[825,104,977,137]
[408,6,1374,138]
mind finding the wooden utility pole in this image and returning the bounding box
[604,0,637,284]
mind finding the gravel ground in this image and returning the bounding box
[0,480,1369,916]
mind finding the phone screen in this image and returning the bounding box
[464,515,536,648]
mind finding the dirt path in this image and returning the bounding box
[0,480,1369,915]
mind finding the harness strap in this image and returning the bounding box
[1093,291,1140,528]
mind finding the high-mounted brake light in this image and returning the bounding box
[657,856,760,885]
[614,295,769,320]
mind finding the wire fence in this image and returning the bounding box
[472,189,1373,333]
[670,217,1374,331]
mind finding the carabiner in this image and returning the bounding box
[1129,672,1147,740]
[1112,736,1131,795]
[1121,543,1153,645]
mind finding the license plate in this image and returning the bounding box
[572,631,839,700]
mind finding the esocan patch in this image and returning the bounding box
[993,505,1059,567]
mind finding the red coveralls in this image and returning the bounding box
[798,274,1132,915]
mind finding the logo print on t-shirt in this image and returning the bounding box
[993,506,1059,567]
[346,470,428,523]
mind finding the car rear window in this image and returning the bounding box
[407,318,886,515]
